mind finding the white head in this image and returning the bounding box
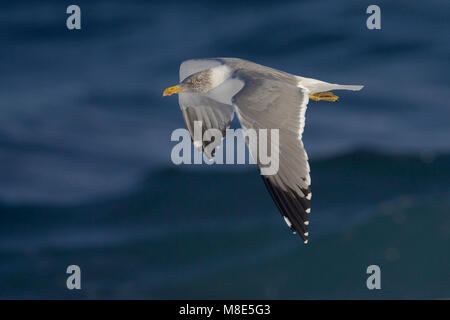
[163,65,231,96]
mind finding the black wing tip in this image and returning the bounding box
[291,225,309,243]
[289,227,309,244]
[261,175,311,243]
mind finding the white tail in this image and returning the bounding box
[334,84,364,91]
[296,76,364,94]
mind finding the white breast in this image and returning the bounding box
[209,65,232,89]
[205,65,244,105]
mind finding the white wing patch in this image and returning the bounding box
[297,86,311,186]
[283,216,292,228]
[297,86,309,140]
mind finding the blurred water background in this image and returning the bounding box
[0,0,449,299]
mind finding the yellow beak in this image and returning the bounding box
[163,85,184,96]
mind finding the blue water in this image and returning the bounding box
[0,0,449,299]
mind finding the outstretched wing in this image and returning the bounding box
[178,59,243,158]
[179,93,234,158]
[232,74,312,242]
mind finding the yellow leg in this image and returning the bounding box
[309,91,339,102]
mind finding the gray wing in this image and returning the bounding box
[178,59,235,158]
[232,75,312,242]
[179,93,234,158]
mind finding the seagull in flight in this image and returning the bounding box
[163,58,363,243]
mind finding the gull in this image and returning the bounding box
[163,58,363,243]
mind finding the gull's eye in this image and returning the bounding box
[190,78,197,84]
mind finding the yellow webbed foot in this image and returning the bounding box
[309,91,339,102]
